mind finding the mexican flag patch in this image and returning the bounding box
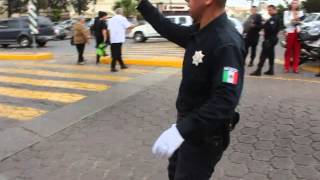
[222,67,239,85]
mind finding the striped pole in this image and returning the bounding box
[28,0,38,35]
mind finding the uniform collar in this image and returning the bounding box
[191,12,228,41]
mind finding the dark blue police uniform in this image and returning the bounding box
[137,0,245,179]
[251,14,281,76]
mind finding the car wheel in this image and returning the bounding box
[36,41,47,47]
[134,32,146,42]
[1,44,9,48]
[18,36,32,48]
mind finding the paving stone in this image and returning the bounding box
[311,134,320,142]
[251,150,273,161]
[224,163,248,177]
[291,128,312,137]
[292,154,317,166]
[274,138,293,148]
[311,142,320,151]
[294,166,320,180]
[247,160,273,174]
[254,141,274,150]
[242,173,268,180]
[293,136,312,145]
[271,147,294,158]
[314,151,320,161]
[237,136,258,144]
[310,127,320,134]
[240,127,258,136]
[275,130,292,139]
[292,143,314,155]
[228,152,252,164]
[271,157,294,170]
[232,143,255,154]
[268,170,296,180]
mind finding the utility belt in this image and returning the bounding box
[177,112,240,132]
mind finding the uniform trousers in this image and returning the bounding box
[168,134,229,180]
[257,38,278,72]
[244,36,259,65]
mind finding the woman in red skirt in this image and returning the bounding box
[283,0,304,73]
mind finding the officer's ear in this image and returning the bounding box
[204,0,214,6]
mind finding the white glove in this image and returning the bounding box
[152,124,184,158]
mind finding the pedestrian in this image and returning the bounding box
[250,5,281,76]
[243,6,263,67]
[283,0,304,73]
[93,11,108,64]
[136,0,244,179]
[72,16,90,65]
[107,8,135,72]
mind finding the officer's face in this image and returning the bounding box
[251,7,257,15]
[185,0,208,23]
[267,7,276,16]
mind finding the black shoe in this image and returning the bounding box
[77,61,85,65]
[264,70,274,75]
[316,73,320,77]
[111,68,118,72]
[250,70,261,76]
[121,65,128,69]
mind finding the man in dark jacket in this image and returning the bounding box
[243,6,263,67]
[136,0,245,179]
[92,11,108,64]
[250,5,281,76]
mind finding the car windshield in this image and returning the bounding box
[38,17,53,26]
[304,14,318,23]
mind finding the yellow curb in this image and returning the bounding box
[300,65,320,73]
[101,56,183,68]
[0,52,53,61]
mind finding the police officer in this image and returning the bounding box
[250,5,280,76]
[136,0,245,179]
[243,6,263,67]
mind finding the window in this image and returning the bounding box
[8,20,20,28]
[167,18,175,23]
[179,17,186,25]
[0,21,8,28]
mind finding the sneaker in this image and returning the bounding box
[284,69,289,73]
[77,61,85,65]
[293,70,299,74]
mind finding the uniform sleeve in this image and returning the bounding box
[137,0,193,48]
[254,14,263,30]
[177,45,245,140]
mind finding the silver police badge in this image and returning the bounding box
[192,51,205,66]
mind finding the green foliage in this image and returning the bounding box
[302,0,320,13]
[70,0,93,15]
[113,0,139,17]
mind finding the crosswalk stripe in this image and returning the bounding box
[0,86,85,103]
[0,75,109,91]
[0,68,131,82]
[17,62,153,74]
[0,103,47,121]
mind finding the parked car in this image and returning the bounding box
[53,24,68,40]
[128,16,243,42]
[0,16,55,48]
[303,13,320,23]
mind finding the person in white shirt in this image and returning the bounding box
[283,0,304,73]
[107,8,135,72]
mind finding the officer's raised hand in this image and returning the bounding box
[152,124,184,158]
